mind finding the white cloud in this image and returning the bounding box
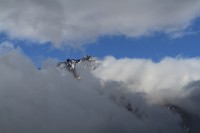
[0,0,200,47]
[0,50,200,132]
[0,41,15,55]
[93,56,200,104]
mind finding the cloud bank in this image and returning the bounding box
[0,50,200,132]
[0,0,200,46]
[93,56,200,104]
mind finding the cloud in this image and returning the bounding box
[93,56,200,104]
[0,50,200,132]
[0,41,15,55]
[0,0,200,47]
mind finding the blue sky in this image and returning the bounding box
[0,30,200,68]
[0,17,200,67]
[0,0,200,67]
